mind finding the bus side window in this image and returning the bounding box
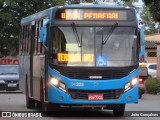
[21,26,25,55]
[138,30,141,52]
[37,20,41,54]
[40,19,44,54]
[34,22,38,55]
[25,25,28,55]
[30,22,36,54]
[28,24,31,55]
[24,26,27,55]
[27,25,30,54]
[20,26,23,55]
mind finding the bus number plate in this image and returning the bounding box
[88,94,103,100]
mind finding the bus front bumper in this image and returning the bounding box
[48,85,138,105]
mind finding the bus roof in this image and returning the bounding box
[21,4,136,25]
[21,7,54,25]
[64,3,125,9]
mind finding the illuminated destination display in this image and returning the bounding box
[61,12,118,19]
[57,53,94,63]
[55,9,131,20]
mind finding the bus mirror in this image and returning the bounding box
[40,27,47,43]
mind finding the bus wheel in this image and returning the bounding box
[113,104,125,117]
[43,102,55,115]
[26,95,35,109]
[43,102,61,116]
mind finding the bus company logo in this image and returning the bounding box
[89,76,102,79]
[1,112,43,118]
[2,112,11,117]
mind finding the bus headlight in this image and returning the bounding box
[124,78,138,92]
[50,77,67,93]
[124,82,131,92]
[50,77,59,86]
[131,78,138,86]
[59,82,67,93]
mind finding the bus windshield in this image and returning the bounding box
[51,26,137,67]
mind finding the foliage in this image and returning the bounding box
[1,0,158,58]
[145,77,160,94]
[70,0,138,6]
[143,0,160,23]
[114,0,138,6]
[0,0,65,58]
[140,5,160,35]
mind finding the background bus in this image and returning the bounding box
[139,28,148,99]
[19,3,141,116]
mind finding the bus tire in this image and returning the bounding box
[26,96,35,109]
[43,102,60,115]
[25,79,35,109]
[113,104,125,117]
[37,78,44,109]
[43,102,53,115]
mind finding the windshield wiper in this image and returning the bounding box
[71,22,81,47]
[102,22,118,45]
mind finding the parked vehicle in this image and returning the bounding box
[0,65,19,91]
[147,63,157,78]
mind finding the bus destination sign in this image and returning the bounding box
[55,9,131,20]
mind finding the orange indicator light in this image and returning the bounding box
[57,53,94,63]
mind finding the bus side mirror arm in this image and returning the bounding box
[40,19,49,51]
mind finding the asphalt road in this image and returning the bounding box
[0,91,160,120]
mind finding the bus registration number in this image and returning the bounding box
[71,82,84,87]
[88,94,103,100]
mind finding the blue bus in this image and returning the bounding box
[138,27,148,99]
[19,3,141,116]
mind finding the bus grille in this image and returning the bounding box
[68,89,123,100]
[51,64,137,80]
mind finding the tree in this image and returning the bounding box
[140,5,160,35]
[143,0,160,23]
[0,0,138,58]
[70,0,138,5]
[0,0,65,58]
